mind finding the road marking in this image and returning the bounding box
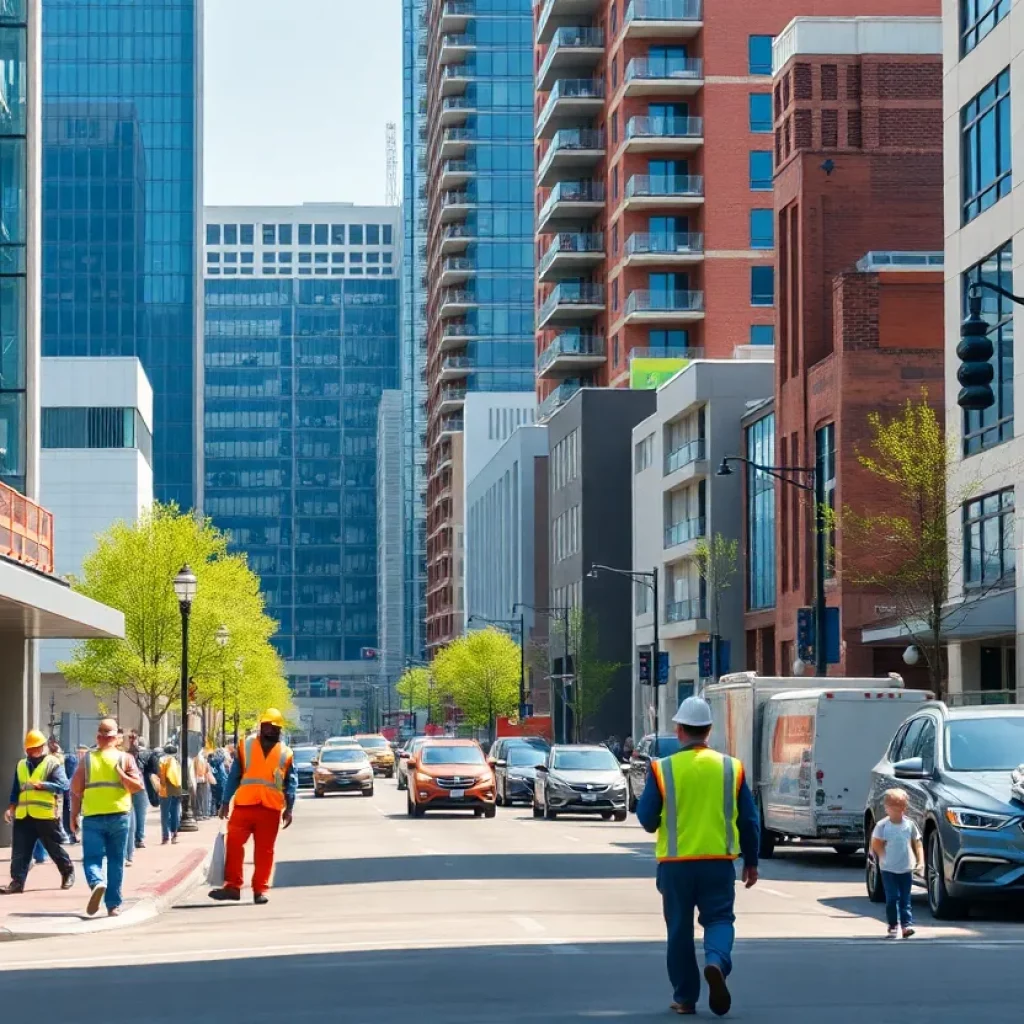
[374,805,389,816]
[562,834,581,843]
[759,886,794,899]
[511,916,546,934]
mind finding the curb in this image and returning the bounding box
[0,846,211,942]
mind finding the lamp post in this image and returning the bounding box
[588,565,659,754]
[717,454,826,677]
[468,613,526,719]
[514,602,571,741]
[215,624,229,746]
[232,657,242,747]
[173,564,199,832]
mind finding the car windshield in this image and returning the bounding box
[293,748,317,765]
[320,748,367,764]
[946,717,1024,770]
[508,746,543,767]
[552,748,620,771]
[421,745,485,766]
[357,737,388,749]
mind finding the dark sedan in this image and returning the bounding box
[626,734,682,811]
[492,737,550,806]
[293,745,319,790]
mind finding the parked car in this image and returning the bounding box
[321,736,360,749]
[491,736,550,806]
[396,736,428,791]
[406,739,496,817]
[292,744,319,790]
[533,744,629,821]
[354,733,396,777]
[626,734,682,811]
[865,704,1024,918]
[313,746,375,798]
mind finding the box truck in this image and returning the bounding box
[704,672,931,857]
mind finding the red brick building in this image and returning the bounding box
[770,16,944,679]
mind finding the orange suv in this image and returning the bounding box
[406,739,496,818]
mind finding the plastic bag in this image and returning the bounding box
[206,831,226,887]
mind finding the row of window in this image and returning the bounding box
[208,251,393,265]
[552,505,579,564]
[208,267,395,278]
[206,223,394,247]
[551,427,579,491]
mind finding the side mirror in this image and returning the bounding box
[620,764,630,774]
[407,759,418,770]
[893,756,926,779]
[535,764,549,773]
[311,759,318,766]
[495,759,507,768]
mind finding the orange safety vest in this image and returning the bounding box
[234,736,291,812]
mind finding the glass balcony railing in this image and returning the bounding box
[441,65,474,84]
[539,282,604,321]
[443,224,474,242]
[439,387,468,406]
[625,289,704,315]
[538,79,605,130]
[537,332,606,374]
[442,256,474,274]
[625,174,703,199]
[441,158,475,179]
[539,180,605,223]
[626,115,703,141]
[664,517,705,548]
[441,190,472,207]
[439,415,465,434]
[442,1,475,17]
[539,232,604,275]
[441,355,473,374]
[441,127,475,145]
[548,128,605,154]
[538,27,605,86]
[442,96,475,114]
[441,32,475,48]
[666,597,705,623]
[625,55,703,83]
[441,322,477,339]
[624,0,703,28]
[439,289,475,313]
[538,382,582,420]
[665,437,705,473]
[625,231,703,256]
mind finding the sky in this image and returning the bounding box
[203,0,403,208]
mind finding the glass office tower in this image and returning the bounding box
[40,0,201,510]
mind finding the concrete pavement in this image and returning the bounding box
[0,782,1022,1020]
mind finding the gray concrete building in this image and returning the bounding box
[377,391,405,700]
[631,360,774,740]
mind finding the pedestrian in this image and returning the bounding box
[209,708,296,906]
[209,747,228,813]
[636,697,760,1017]
[194,749,211,819]
[52,738,79,844]
[69,717,144,918]
[0,730,75,895]
[870,788,923,939]
[622,736,635,762]
[158,744,183,844]
[123,732,150,868]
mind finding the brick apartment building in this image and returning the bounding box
[770,16,944,680]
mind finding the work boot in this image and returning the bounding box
[61,871,75,890]
[208,887,241,902]
[0,881,25,895]
[253,892,269,905]
[703,964,731,1017]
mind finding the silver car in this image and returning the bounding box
[532,744,629,821]
[865,704,1024,918]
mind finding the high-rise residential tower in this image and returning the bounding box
[41,0,203,510]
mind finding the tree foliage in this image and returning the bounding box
[694,533,739,634]
[553,607,621,741]
[396,667,432,711]
[59,503,290,743]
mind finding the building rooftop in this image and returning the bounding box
[856,251,944,272]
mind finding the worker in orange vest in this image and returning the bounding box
[209,708,295,905]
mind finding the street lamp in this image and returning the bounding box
[172,564,199,833]
[717,454,827,677]
[215,624,229,746]
[588,564,660,754]
[514,602,571,741]
[232,657,242,747]
[469,613,526,721]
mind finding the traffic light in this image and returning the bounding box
[638,649,651,685]
[958,291,995,411]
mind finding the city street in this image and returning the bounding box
[2,781,1024,1021]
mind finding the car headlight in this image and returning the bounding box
[476,774,492,785]
[945,807,1016,830]
[612,779,627,791]
[548,776,573,793]
[415,771,433,784]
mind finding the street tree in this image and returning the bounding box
[553,608,621,742]
[694,533,739,680]
[396,666,432,711]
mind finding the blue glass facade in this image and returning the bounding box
[204,275,400,666]
[41,0,200,509]
[745,410,775,611]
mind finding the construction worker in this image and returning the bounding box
[0,730,75,894]
[636,697,760,1018]
[209,708,296,905]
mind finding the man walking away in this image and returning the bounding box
[1,730,75,894]
[65,746,87,843]
[158,744,183,844]
[636,697,760,1017]
[70,718,143,917]
[209,708,296,905]
[125,733,150,853]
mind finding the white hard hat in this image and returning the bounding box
[672,696,713,728]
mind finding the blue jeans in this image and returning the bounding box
[82,813,131,911]
[131,789,149,845]
[657,859,737,1008]
[881,870,913,928]
[160,796,182,840]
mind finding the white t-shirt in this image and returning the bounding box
[872,816,921,874]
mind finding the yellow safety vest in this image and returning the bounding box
[15,756,60,820]
[651,747,743,862]
[82,749,131,817]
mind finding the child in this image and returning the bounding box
[871,788,923,938]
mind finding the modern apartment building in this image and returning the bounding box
[941,0,1023,702]
[376,390,405,691]
[41,0,203,510]
[423,0,537,652]
[202,204,400,709]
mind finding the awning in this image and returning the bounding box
[861,588,1015,646]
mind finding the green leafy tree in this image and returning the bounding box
[396,666,432,711]
[552,608,621,741]
[694,533,739,680]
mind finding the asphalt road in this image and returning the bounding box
[3,780,1024,1022]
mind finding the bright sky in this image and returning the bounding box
[203,0,403,208]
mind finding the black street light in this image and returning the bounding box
[469,613,526,720]
[513,602,571,741]
[215,624,229,747]
[717,455,827,677]
[172,564,199,833]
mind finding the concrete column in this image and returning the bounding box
[0,637,36,848]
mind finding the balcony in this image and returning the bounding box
[440,190,473,223]
[623,231,704,266]
[536,0,603,45]
[623,174,704,209]
[439,321,481,351]
[439,33,476,65]
[440,64,474,96]
[439,355,473,382]
[537,381,582,421]
[623,0,703,39]
[622,289,704,325]
[664,516,705,549]
[538,180,605,233]
[538,232,605,282]
[439,414,465,438]
[665,597,706,624]
[537,281,604,328]
[438,387,468,414]
[440,158,475,190]
[438,289,477,319]
[0,483,54,575]
[441,95,477,126]
[536,79,605,139]
[440,224,475,255]
[537,27,605,93]
[537,128,605,188]
[665,437,705,474]
[439,126,475,159]
[440,0,474,32]
[439,255,474,286]
[623,115,703,153]
[623,56,703,96]
[537,332,606,378]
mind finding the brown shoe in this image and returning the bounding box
[86,884,106,916]
[61,872,75,890]
[0,881,25,895]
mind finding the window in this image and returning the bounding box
[350,252,363,264]
[332,252,344,263]
[894,718,925,763]
[613,333,619,366]
[241,252,253,264]
[278,252,293,263]
[314,252,328,264]
[223,252,237,263]
[612,278,619,311]
[223,225,238,245]
[750,324,775,346]
[746,411,775,610]
[262,252,275,264]
[613,166,619,199]
[612,56,618,89]
[635,432,654,472]
[383,252,393,263]
[612,111,618,145]
[42,407,151,464]
[815,423,836,577]
[367,224,380,245]
[314,224,328,245]
[963,487,1015,589]
[749,35,773,75]
[383,224,393,244]
[963,241,1013,455]
[751,266,774,306]
[749,93,772,133]
[750,151,773,190]
[349,224,364,245]
[240,224,254,245]
[331,224,345,244]
[649,329,689,350]
[961,69,1011,224]
[635,580,649,615]
[299,252,311,264]
[206,224,220,244]
[367,252,379,263]
[278,224,293,244]
[262,224,275,244]
[962,0,1010,56]
[750,209,773,248]
[206,252,220,263]
[298,224,312,244]
[913,718,937,774]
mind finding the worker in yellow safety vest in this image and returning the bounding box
[1,730,75,894]
[635,697,761,1018]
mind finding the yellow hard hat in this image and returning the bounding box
[259,708,285,728]
[24,729,47,750]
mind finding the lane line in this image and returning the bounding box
[511,916,546,934]
[758,886,794,900]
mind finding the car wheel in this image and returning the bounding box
[628,791,637,813]
[614,809,628,823]
[413,801,425,818]
[314,788,324,799]
[406,792,415,818]
[362,787,374,797]
[495,782,505,807]
[532,801,543,819]
[544,796,558,820]
[927,829,965,920]
[833,844,859,857]
[601,811,613,820]
[483,804,496,819]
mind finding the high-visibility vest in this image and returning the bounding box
[82,749,132,817]
[651,747,743,862]
[15,756,60,820]
[234,737,291,812]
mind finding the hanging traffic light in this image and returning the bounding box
[957,290,995,411]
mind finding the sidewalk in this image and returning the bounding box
[0,806,215,940]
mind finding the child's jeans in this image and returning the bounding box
[881,870,913,928]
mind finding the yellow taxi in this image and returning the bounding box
[354,733,396,778]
